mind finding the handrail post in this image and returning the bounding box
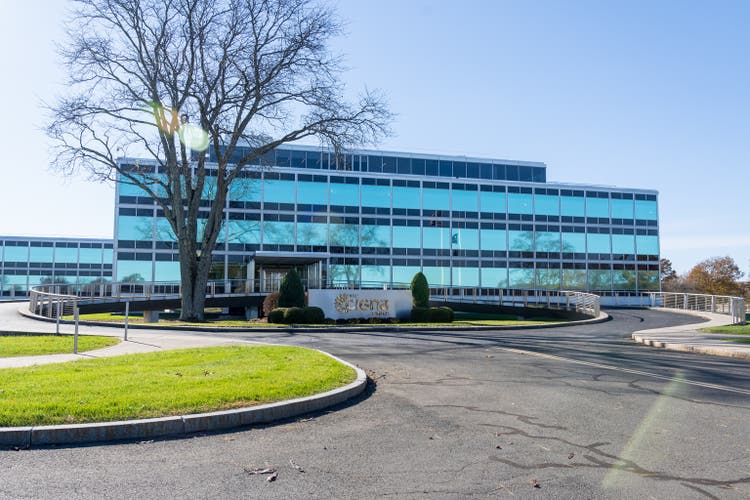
[55,298,62,335]
[124,301,130,341]
[73,305,79,354]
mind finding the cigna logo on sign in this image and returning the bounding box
[334,293,391,316]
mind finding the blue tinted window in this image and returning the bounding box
[586,198,609,218]
[509,268,534,288]
[263,179,295,203]
[635,200,658,220]
[392,186,420,209]
[452,189,478,211]
[535,232,560,252]
[361,225,390,248]
[422,188,450,210]
[295,223,326,246]
[480,190,506,213]
[508,230,534,251]
[154,261,181,281]
[611,199,634,219]
[481,268,508,288]
[534,194,559,216]
[561,196,585,217]
[4,245,28,261]
[587,233,610,253]
[612,234,635,254]
[29,246,53,262]
[263,221,295,244]
[155,218,177,242]
[228,220,261,244]
[55,247,78,263]
[537,269,561,289]
[229,178,261,202]
[453,267,479,287]
[393,226,420,248]
[636,235,659,255]
[80,248,104,264]
[329,224,359,246]
[589,270,611,290]
[423,266,450,286]
[362,265,388,283]
[330,183,359,206]
[453,228,479,250]
[297,181,328,205]
[423,226,451,249]
[393,266,421,285]
[519,167,533,182]
[361,184,391,208]
[561,232,586,253]
[480,229,507,250]
[562,269,587,289]
[508,193,532,214]
[116,260,153,281]
[328,265,359,285]
[118,216,154,240]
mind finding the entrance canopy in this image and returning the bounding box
[251,251,329,265]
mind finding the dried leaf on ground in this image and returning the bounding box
[530,479,541,488]
[266,471,279,482]
[244,467,277,475]
[290,459,304,473]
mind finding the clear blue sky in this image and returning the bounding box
[0,0,747,275]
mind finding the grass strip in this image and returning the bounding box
[0,334,120,358]
[0,345,355,427]
[699,324,750,335]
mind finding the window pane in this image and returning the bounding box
[635,200,658,220]
[481,229,507,250]
[228,220,261,244]
[229,178,262,202]
[330,183,359,206]
[118,216,153,240]
[452,267,479,287]
[263,221,294,244]
[588,269,611,290]
[452,189,478,211]
[392,186,420,209]
[612,234,635,254]
[562,269,586,290]
[154,261,181,281]
[508,230,534,251]
[638,271,659,290]
[80,248,104,264]
[329,224,359,247]
[509,268,534,288]
[361,184,391,208]
[328,265,359,285]
[55,247,78,263]
[393,227,420,248]
[612,270,637,290]
[508,193,532,214]
[535,232,560,252]
[562,232,586,253]
[636,235,659,255]
[480,190,506,213]
[361,265,388,284]
[263,179,295,203]
[423,266,450,287]
[4,246,28,261]
[611,199,634,219]
[587,233,610,254]
[423,226,451,249]
[536,269,560,289]
[297,181,328,205]
[361,225,390,248]
[422,188,450,210]
[116,260,153,281]
[534,194,559,216]
[453,228,479,250]
[29,246,53,262]
[586,198,609,218]
[155,218,177,242]
[481,267,508,288]
[393,266,421,285]
[561,196,585,217]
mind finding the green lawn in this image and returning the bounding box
[699,324,750,335]
[728,337,750,345]
[67,311,568,328]
[0,334,120,358]
[0,345,356,427]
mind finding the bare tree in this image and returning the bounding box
[48,0,391,320]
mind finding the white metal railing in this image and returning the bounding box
[430,288,600,318]
[648,292,746,325]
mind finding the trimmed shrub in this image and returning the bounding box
[303,306,325,324]
[410,306,454,323]
[283,307,306,324]
[262,292,279,317]
[267,308,286,324]
[278,270,305,307]
[410,272,430,307]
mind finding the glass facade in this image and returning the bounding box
[0,237,112,298]
[114,145,660,295]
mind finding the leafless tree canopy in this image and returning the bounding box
[48,0,391,320]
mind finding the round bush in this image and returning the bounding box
[431,306,454,323]
[283,307,306,324]
[410,306,431,323]
[267,308,286,324]
[410,272,430,307]
[303,306,325,324]
[263,292,279,317]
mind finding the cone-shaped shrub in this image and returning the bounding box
[410,272,430,307]
[278,269,305,307]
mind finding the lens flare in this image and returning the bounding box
[178,123,210,152]
[146,102,210,152]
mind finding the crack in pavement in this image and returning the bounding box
[425,404,567,430]
[484,424,750,494]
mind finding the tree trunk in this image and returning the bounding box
[178,246,212,322]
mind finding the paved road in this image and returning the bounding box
[2,307,750,499]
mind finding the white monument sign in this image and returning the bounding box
[308,289,413,320]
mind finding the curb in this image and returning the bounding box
[0,350,367,448]
[631,333,750,361]
[17,307,610,333]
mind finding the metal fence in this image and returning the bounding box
[648,292,746,325]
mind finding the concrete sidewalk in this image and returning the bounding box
[0,326,250,369]
[632,308,750,360]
